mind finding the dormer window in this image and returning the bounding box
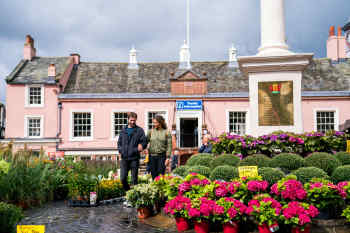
[26,85,44,107]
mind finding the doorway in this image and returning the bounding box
[180,118,198,148]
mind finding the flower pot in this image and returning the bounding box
[258,224,271,233]
[137,207,151,219]
[194,221,209,233]
[291,225,310,233]
[175,217,190,232]
[223,222,239,233]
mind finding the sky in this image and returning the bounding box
[0,0,349,104]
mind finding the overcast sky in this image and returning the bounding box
[1,0,349,104]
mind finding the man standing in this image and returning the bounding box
[118,112,147,191]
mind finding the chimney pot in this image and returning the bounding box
[24,34,36,60]
[329,26,335,37]
[70,53,80,65]
[338,26,342,36]
[48,64,56,77]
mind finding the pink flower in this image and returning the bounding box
[245,206,255,215]
[228,207,238,218]
[213,205,225,215]
[307,205,319,218]
[215,186,228,197]
[189,208,201,218]
[190,178,201,186]
[200,203,211,216]
[201,179,210,185]
[179,182,191,192]
[247,180,269,192]
[298,214,311,226]
[310,182,323,189]
[271,183,279,195]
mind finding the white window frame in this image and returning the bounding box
[24,115,44,138]
[226,109,250,136]
[110,109,134,140]
[144,110,169,134]
[70,110,94,141]
[313,108,339,132]
[25,85,44,108]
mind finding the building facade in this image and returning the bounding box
[2,5,350,160]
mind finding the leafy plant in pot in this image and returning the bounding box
[126,183,159,219]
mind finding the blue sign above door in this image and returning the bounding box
[176,100,203,111]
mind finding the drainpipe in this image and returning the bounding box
[56,102,62,151]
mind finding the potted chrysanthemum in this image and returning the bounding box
[164,195,191,231]
[270,175,307,203]
[280,201,319,233]
[245,194,282,233]
[188,197,216,233]
[212,197,247,233]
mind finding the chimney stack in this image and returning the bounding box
[48,64,56,77]
[70,53,80,65]
[23,35,36,60]
[327,25,346,61]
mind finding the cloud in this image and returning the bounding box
[0,0,349,103]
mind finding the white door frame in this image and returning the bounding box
[176,110,202,148]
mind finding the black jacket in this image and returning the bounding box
[117,125,148,160]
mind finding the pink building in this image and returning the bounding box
[2,17,350,160]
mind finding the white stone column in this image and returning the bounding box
[258,0,292,56]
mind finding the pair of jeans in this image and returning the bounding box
[149,153,166,180]
[120,159,139,191]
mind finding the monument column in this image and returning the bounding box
[258,0,291,56]
[238,0,313,137]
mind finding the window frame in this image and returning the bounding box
[111,110,133,140]
[24,115,44,138]
[25,85,44,108]
[144,110,168,134]
[313,108,339,132]
[70,110,94,141]
[226,109,249,136]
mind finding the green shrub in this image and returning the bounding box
[293,167,330,184]
[334,152,350,165]
[209,165,239,181]
[186,166,211,178]
[269,153,305,173]
[211,154,240,169]
[238,154,271,168]
[172,165,189,177]
[0,202,23,233]
[305,152,341,175]
[332,165,350,183]
[258,167,285,185]
[186,153,212,166]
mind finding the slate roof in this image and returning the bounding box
[6,57,71,84]
[6,56,350,95]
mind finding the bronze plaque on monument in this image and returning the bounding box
[258,81,294,126]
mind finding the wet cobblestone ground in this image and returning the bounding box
[19,201,176,233]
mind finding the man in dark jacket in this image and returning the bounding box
[118,112,147,191]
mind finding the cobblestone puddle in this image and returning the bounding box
[19,201,176,233]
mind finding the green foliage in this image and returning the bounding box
[239,154,271,168]
[172,165,189,177]
[305,152,341,175]
[186,153,213,167]
[331,165,350,184]
[99,180,124,200]
[126,183,160,208]
[186,165,211,178]
[0,202,23,233]
[269,153,305,173]
[258,167,285,185]
[211,154,240,169]
[293,167,330,184]
[334,152,350,165]
[209,165,238,181]
[0,160,10,175]
[342,206,350,223]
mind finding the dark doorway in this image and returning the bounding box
[180,118,198,148]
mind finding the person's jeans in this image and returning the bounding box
[120,159,139,191]
[149,153,166,180]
